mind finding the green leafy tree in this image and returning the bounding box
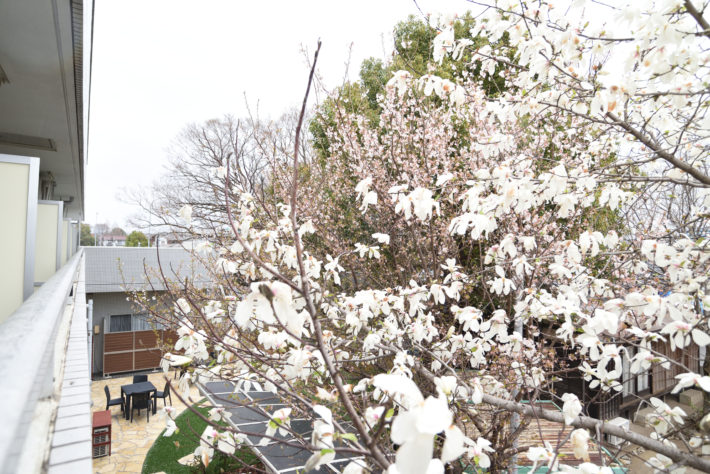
[310,14,503,160]
[79,223,94,246]
[110,227,126,236]
[125,231,148,247]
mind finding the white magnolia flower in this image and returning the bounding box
[214,166,227,179]
[360,190,378,213]
[216,431,246,455]
[648,453,685,473]
[441,424,469,463]
[160,353,192,373]
[373,374,464,473]
[390,396,452,474]
[316,387,338,402]
[689,436,703,448]
[178,204,193,224]
[176,297,191,314]
[662,321,710,351]
[470,378,484,404]
[434,376,458,399]
[372,233,390,245]
[354,243,381,259]
[672,373,710,394]
[432,25,454,63]
[387,70,411,94]
[260,407,292,445]
[365,406,385,428]
[354,177,372,198]
[342,460,368,474]
[297,219,315,237]
[194,426,218,467]
[324,255,344,285]
[467,437,494,469]
[561,393,582,425]
[194,444,213,468]
[487,276,516,295]
[527,443,554,463]
[305,405,336,471]
[436,172,454,186]
[650,397,686,425]
[372,373,423,410]
[163,418,177,437]
[570,429,590,462]
[410,187,439,221]
[208,406,226,422]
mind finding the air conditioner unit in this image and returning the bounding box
[606,417,630,446]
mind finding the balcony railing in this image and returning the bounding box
[0,250,91,473]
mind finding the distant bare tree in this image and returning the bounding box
[126,111,314,247]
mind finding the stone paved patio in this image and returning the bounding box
[91,371,199,473]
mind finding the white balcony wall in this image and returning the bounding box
[35,200,63,286]
[0,154,38,322]
[61,219,70,266]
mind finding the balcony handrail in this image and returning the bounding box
[0,250,83,471]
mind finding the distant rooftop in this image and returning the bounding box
[84,247,211,293]
[102,234,126,240]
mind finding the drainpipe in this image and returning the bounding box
[88,299,93,377]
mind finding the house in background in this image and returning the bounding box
[554,338,703,426]
[85,247,210,377]
[98,233,127,246]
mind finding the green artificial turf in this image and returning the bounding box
[142,401,261,473]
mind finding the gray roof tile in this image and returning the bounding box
[84,247,210,293]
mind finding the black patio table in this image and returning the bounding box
[121,381,157,421]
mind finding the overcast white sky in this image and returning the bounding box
[86,0,474,229]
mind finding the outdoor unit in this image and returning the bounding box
[92,411,112,458]
[606,416,630,447]
[92,427,109,457]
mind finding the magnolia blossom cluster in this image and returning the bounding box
[150,2,710,472]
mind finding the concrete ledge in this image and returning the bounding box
[57,403,90,418]
[47,458,93,473]
[55,414,90,431]
[679,389,703,409]
[48,254,91,473]
[48,440,91,465]
[58,392,91,407]
[52,427,91,447]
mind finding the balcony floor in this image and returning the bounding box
[91,371,200,473]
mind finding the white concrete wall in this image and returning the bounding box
[35,201,62,284]
[0,156,37,323]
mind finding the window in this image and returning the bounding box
[621,349,633,397]
[109,314,131,333]
[108,313,164,333]
[132,314,154,331]
[637,370,650,392]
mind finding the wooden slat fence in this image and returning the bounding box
[103,329,177,376]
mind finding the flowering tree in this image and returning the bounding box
[140,2,710,473]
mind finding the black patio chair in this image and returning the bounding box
[130,392,153,422]
[154,381,172,407]
[104,385,124,412]
[132,374,148,383]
